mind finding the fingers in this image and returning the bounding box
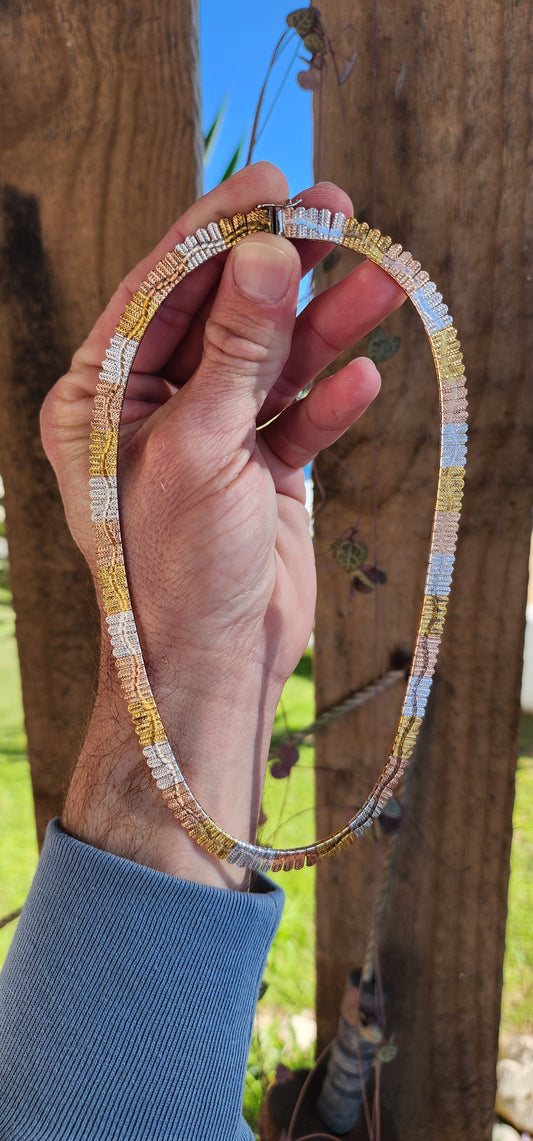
[75,167,354,380]
[259,259,405,424]
[74,162,290,370]
[162,180,354,388]
[272,179,353,278]
[148,233,302,472]
[127,178,355,382]
[261,356,382,470]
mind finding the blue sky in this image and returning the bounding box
[200,0,314,196]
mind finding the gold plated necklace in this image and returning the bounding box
[90,200,467,872]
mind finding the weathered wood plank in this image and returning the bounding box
[313,2,533,1137]
[0,1,202,843]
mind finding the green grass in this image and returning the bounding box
[1,590,532,1131]
[0,587,38,965]
[245,657,317,1132]
[264,655,316,1018]
[501,716,533,1032]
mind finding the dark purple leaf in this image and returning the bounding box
[378,796,404,836]
[271,742,299,778]
[352,565,387,593]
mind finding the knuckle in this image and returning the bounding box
[203,315,275,373]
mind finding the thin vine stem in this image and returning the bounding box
[246,29,290,164]
[286,1041,332,1141]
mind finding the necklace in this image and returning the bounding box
[90,200,467,872]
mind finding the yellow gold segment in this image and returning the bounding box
[419,595,449,637]
[429,326,465,383]
[436,466,465,513]
[313,828,355,865]
[363,229,392,263]
[331,830,357,855]
[191,820,237,859]
[217,207,271,246]
[162,786,217,839]
[128,699,167,747]
[246,207,275,233]
[392,715,423,761]
[341,219,392,264]
[98,563,130,614]
[89,430,119,478]
[173,806,239,859]
[342,218,369,248]
[219,212,250,246]
[116,291,158,340]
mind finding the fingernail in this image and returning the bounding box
[233,242,292,302]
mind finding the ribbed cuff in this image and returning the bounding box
[0,820,284,1140]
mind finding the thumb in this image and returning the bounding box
[163,233,301,464]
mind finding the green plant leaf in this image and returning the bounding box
[204,97,228,163]
[221,139,245,182]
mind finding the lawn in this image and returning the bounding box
[1,590,532,1131]
[0,587,38,966]
[502,714,533,1032]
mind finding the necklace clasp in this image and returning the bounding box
[257,198,302,237]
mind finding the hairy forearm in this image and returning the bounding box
[62,636,283,889]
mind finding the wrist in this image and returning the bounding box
[62,639,282,889]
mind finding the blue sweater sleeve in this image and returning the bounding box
[0,820,284,1140]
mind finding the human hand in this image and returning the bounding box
[41,162,404,886]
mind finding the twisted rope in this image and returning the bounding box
[268,667,406,757]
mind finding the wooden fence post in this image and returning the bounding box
[312,2,532,1136]
[0,1,202,844]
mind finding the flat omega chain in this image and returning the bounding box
[90,202,467,873]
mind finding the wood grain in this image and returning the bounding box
[0,1,202,843]
[312,2,533,1137]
